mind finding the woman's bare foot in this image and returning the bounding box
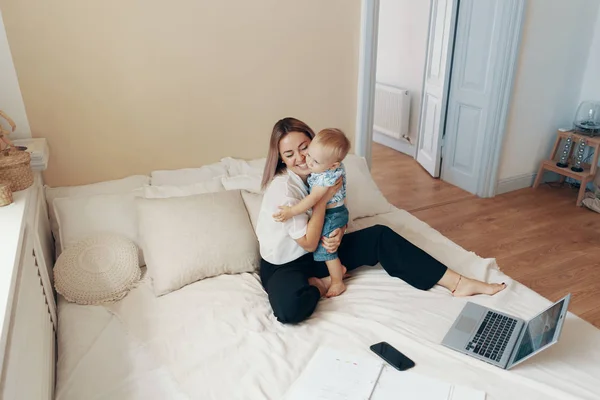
[326,281,346,297]
[308,276,332,297]
[452,276,507,297]
[341,265,351,279]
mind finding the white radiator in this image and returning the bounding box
[373,83,410,141]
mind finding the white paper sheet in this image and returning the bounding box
[285,347,485,400]
[371,367,485,400]
[450,385,487,400]
[371,367,451,400]
[284,347,383,400]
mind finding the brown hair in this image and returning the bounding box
[261,117,315,189]
[312,128,351,162]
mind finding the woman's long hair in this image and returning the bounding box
[261,117,315,189]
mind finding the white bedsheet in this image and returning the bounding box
[55,209,600,400]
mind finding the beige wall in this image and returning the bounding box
[0,0,361,187]
[0,9,30,140]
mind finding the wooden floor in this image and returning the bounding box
[371,143,600,328]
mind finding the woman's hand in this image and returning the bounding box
[321,224,347,253]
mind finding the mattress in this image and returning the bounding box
[55,208,600,400]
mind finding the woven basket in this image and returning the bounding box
[0,147,34,191]
[0,182,12,206]
[0,109,17,151]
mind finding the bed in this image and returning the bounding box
[41,156,600,400]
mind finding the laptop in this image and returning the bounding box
[442,294,571,369]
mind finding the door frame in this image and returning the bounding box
[354,0,380,168]
[354,0,526,197]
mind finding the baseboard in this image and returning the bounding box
[373,131,416,157]
[496,171,560,195]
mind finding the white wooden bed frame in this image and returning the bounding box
[1,174,57,399]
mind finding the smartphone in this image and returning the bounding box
[370,341,415,371]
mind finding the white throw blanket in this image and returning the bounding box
[55,209,600,400]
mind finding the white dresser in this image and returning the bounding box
[0,174,56,399]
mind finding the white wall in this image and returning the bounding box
[579,9,600,103]
[375,0,431,147]
[0,10,30,139]
[498,0,599,191]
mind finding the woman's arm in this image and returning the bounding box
[293,194,328,252]
[293,178,342,252]
[273,186,328,222]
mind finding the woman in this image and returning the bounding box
[255,117,505,324]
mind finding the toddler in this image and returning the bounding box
[274,128,350,297]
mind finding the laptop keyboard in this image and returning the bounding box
[465,311,517,362]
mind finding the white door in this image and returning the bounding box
[416,0,458,177]
[441,0,511,194]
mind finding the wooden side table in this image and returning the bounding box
[533,130,600,206]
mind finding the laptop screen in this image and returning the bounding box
[512,299,566,364]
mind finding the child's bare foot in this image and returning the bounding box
[326,281,346,297]
[309,276,332,297]
[452,276,507,297]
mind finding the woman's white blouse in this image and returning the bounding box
[256,169,311,265]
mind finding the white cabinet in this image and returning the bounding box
[0,175,56,399]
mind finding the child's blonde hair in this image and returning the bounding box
[313,128,351,162]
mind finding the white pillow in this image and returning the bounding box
[221,157,266,177]
[150,161,229,186]
[143,178,224,199]
[344,154,392,220]
[53,190,146,266]
[221,174,263,194]
[136,190,259,296]
[45,175,150,257]
[241,190,264,231]
[54,234,141,305]
[222,154,390,220]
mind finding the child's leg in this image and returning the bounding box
[325,257,346,297]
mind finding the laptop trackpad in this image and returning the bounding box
[456,316,479,334]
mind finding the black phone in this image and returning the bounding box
[370,341,415,371]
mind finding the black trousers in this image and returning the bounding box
[259,224,448,324]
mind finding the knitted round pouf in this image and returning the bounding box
[54,234,141,305]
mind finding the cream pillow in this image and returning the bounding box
[143,178,225,199]
[53,190,145,266]
[241,190,264,230]
[221,157,266,177]
[221,174,263,194]
[54,234,141,305]
[45,175,150,257]
[223,154,391,220]
[150,161,229,186]
[344,154,392,220]
[220,157,265,194]
[136,190,259,296]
